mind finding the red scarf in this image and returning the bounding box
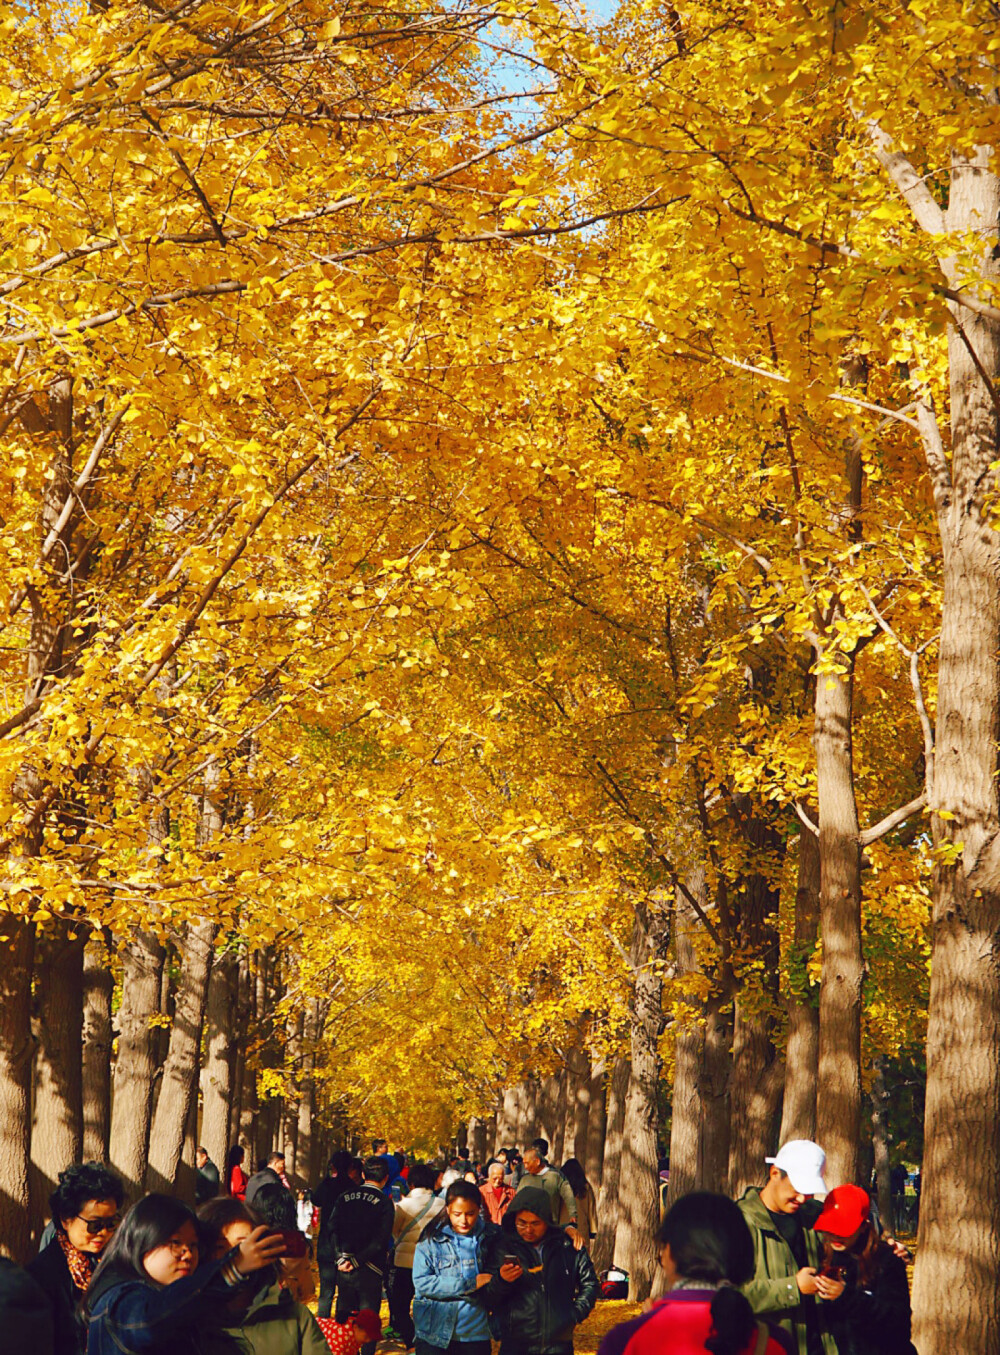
[58,1229,98,1293]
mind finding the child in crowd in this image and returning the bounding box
[316,1308,382,1355]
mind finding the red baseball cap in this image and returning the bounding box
[813,1184,870,1238]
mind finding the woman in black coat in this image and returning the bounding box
[813,1185,917,1355]
[28,1163,124,1355]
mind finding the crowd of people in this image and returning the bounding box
[0,1132,917,1355]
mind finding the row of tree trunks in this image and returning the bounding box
[591,1054,628,1273]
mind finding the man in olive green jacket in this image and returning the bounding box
[737,1139,838,1355]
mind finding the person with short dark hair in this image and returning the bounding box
[29,1162,124,1355]
[390,1163,447,1348]
[530,1139,549,1163]
[597,1192,789,1355]
[196,1147,221,1205]
[246,1154,288,1208]
[323,1158,394,1350]
[483,1185,598,1355]
[84,1192,284,1355]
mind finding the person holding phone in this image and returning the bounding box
[812,1186,917,1355]
[482,1186,599,1355]
[412,1182,497,1355]
[84,1193,286,1355]
[196,1195,329,1355]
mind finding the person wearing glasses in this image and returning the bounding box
[29,1162,124,1355]
[84,1193,285,1355]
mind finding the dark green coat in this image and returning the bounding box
[737,1187,838,1355]
[197,1280,329,1355]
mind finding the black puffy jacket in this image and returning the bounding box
[823,1246,917,1355]
[483,1188,599,1355]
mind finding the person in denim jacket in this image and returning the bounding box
[412,1182,498,1355]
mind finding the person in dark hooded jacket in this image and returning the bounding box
[0,1258,54,1355]
[483,1186,599,1355]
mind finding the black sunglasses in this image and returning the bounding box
[76,1214,121,1235]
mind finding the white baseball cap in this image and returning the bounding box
[765,1140,827,1195]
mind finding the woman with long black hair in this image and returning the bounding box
[84,1191,284,1355]
[597,1192,790,1355]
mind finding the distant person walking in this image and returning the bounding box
[480,1161,515,1226]
[195,1147,220,1205]
[390,1164,445,1349]
[512,1150,582,1249]
[324,1157,395,1350]
[227,1146,249,1201]
[558,1159,597,1248]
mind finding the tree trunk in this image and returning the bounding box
[30,924,85,1241]
[497,1085,519,1148]
[591,1053,628,1273]
[728,839,785,1197]
[146,918,217,1192]
[780,824,821,1143]
[295,1008,315,1189]
[912,148,1000,1354]
[584,1058,606,1193]
[82,935,114,1163]
[563,1044,591,1165]
[109,928,165,1197]
[0,918,36,1261]
[618,897,670,1300]
[814,661,863,1188]
[201,951,237,1177]
[871,1058,894,1235]
[668,869,732,1207]
[469,1116,486,1163]
[539,1074,560,1149]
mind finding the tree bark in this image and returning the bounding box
[146,918,217,1192]
[591,1052,628,1274]
[30,924,85,1241]
[814,661,863,1188]
[584,1058,606,1192]
[871,1058,894,1235]
[617,897,670,1300]
[497,1085,519,1148]
[915,142,1000,1349]
[109,928,165,1198]
[912,147,1000,1354]
[780,824,821,1143]
[201,950,237,1178]
[728,826,785,1197]
[562,1043,591,1165]
[82,934,114,1163]
[0,918,36,1261]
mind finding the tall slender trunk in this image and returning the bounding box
[538,1074,560,1149]
[110,928,165,1197]
[563,1044,591,1164]
[913,148,1000,1354]
[591,1053,628,1273]
[82,934,114,1162]
[497,1085,519,1147]
[201,951,237,1176]
[146,918,217,1192]
[584,1058,606,1192]
[814,660,863,1187]
[0,918,35,1261]
[871,1058,894,1234]
[30,924,85,1241]
[618,897,670,1300]
[780,824,821,1143]
[549,1067,568,1164]
[728,825,785,1196]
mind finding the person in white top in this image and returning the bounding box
[389,1164,446,1348]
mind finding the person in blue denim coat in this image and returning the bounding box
[412,1182,498,1355]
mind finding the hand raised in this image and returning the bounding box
[796,1267,820,1295]
[234,1225,286,1275]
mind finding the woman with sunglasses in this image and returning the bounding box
[84,1192,285,1355]
[28,1162,124,1355]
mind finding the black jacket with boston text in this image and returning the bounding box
[322,1183,394,1272]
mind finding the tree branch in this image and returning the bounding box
[860,793,928,846]
[866,121,946,236]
